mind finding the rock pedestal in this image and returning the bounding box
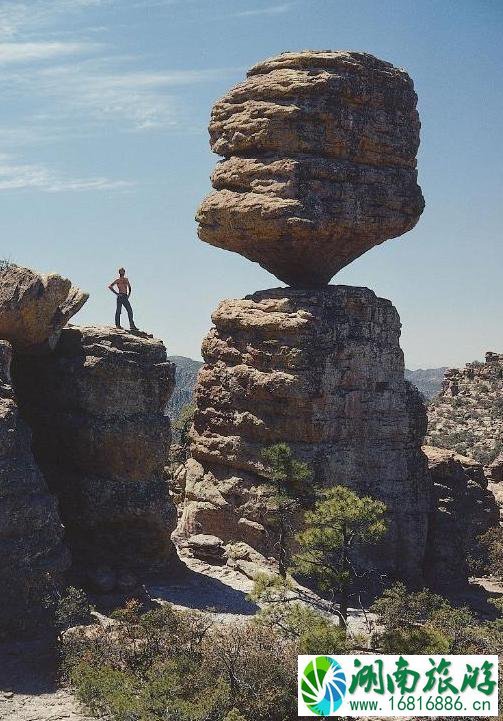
[13,326,177,580]
[0,341,69,632]
[176,286,430,584]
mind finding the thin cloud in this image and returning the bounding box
[0,153,133,192]
[0,1,116,42]
[0,41,101,64]
[2,59,237,131]
[0,0,174,40]
[232,3,293,18]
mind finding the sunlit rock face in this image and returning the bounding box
[197,51,424,286]
[0,264,88,351]
[176,286,431,584]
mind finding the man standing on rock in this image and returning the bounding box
[108,267,138,331]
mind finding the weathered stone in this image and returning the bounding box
[0,341,70,632]
[185,533,227,563]
[198,51,424,286]
[423,446,499,587]
[488,452,503,484]
[176,286,430,584]
[0,264,88,351]
[12,326,178,577]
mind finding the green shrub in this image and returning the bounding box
[52,586,93,633]
[63,601,296,721]
[378,625,450,653]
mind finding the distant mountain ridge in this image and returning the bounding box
[405,367,447,400]
[166,355,203,422]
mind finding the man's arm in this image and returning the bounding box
[108,279,119,295]
[127,279,132,297]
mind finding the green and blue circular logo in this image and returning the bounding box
[300,656,347,716]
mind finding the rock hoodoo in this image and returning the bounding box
[177,50,431,584]
[13,326,177,582]
[177,286,430,583]
[197,51,424,286]
[0,263,178,617]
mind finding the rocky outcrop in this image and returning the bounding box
[487,452,503,484]
[12,326,177,583]
[0,341,69,632]
[197,51,424,286]
[423,446,499,587]
[426,352,503,466]
[176,286,430,584]
[0,264,88,352]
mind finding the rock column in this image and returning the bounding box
[13,326,177,583]
[176,50,431,584]
[177,287,429,583]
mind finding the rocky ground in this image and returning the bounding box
[1,552,501,721]
[0,552,377,721]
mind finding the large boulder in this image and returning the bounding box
[197,51,424,286]
[175,286,430,585]
[0,264,88,351]
[12,326,178,580]
[0,341,70,632]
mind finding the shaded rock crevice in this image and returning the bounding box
[423,446,499,588]
[0,340,70,632]
[11,326,177,580]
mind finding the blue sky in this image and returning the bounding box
[0,0,501,368]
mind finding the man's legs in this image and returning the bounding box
[122,296,137,330]
[115,295,123,327]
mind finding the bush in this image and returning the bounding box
[52,586,93,633]
[63,601,297,721]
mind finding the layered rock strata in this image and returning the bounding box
[197,51,424,286]
[13,326,177,580]
[423,446,499,587]
[0,341,69,631]
[176,286,430,584]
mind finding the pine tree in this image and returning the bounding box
[294,486,387,628]
[261,443,313,577]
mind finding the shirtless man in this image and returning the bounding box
[108,267,138,331]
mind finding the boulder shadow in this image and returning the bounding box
[0,636,59,696]
[146,562,258,616]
